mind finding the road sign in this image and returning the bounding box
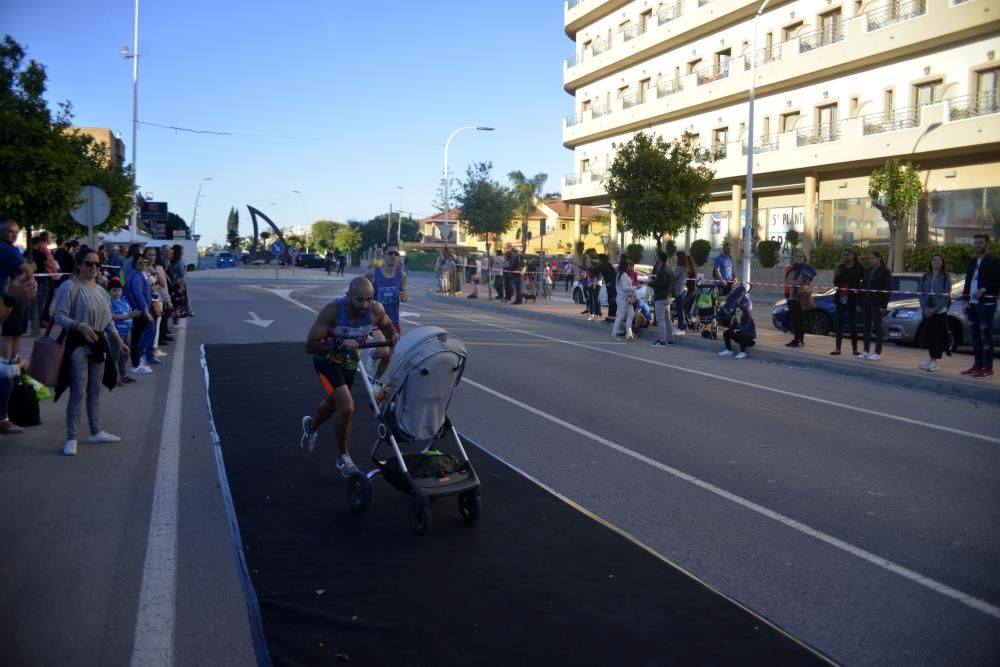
[70,186,112,229]
[270,241,285,255]
[288,246,300,257]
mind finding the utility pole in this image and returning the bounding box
[387,204,393,244]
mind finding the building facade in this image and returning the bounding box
[560,0,1000,262]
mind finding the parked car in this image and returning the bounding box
[296,252,326,269]
[885,279,1000,351]
[214,251,236,268]
[771,272,924,336]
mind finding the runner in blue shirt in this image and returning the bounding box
[364,243,408,378]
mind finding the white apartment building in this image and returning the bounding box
[560,0,1000,260]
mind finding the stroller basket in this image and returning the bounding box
[378,450,471,495]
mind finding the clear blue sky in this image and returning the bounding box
[3,1,574,246]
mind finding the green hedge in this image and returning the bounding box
[690,239,712,266]
[757,240,781,268]
[904,242,1000,273]
[405,250,438,272]
[807,244,845,270]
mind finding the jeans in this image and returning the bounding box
[674,294,687,331]
[924,313,947,360]
[66,345,103,440]
[494,275,505,300]
[968,302,997,370]
[724,330,755,353]
[606,286,618,319]
[789,299,805,342]
[654,300,673,342]
[111,331,131,376]
[131,317,151,368]
[587,286,602,316]
[512,274,523,303]
[612,295,634,336]
[862,303,884,355]
[834,300,858,352]
[0,375,12,421]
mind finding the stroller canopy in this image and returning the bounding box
[383,326,467,441]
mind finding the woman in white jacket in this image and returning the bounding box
[611,257,637,340]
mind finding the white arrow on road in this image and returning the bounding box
[244,311,274,328]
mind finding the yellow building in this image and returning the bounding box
[71,127,126,167]
[560,0,1000,265]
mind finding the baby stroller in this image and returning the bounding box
[350,326,481,535]
[693,284,720,339]
[717,283,752,328]
[522,271,539,302]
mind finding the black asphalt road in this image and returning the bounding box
[184,273,1000,666]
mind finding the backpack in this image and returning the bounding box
[8,374,40,427]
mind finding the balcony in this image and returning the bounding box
[796,123,843,146]
[696,62,730,85]
[741,136,781,155]
[948,92,1000,120]
[865,0,927,31]
[621,91,652,109]
[656,79,684,98]
[798,24,845,53]
[658,2,683,25]
[861,107,920,135]
[743,43,783,70]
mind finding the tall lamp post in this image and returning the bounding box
[121,0,140,241]
[190,177,212,239]
[742,0,770,285]
[442,126,493,243]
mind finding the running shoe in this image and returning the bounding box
[300,416,318,452]
[650,340,667,347]
[718,350,733,357]
[336,453,359,477]
[868,353,881,361]
[87,431,121,443]
[734,352,748,359]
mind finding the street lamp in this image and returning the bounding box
[742,0,770,285]
[121,0,140,241]
[442,126,493,242]
[190,177,212,239]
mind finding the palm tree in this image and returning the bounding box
[508,170,548,253]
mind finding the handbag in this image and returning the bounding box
[8,373,41,427]
[799,284,816,312]
[27,283,78,387]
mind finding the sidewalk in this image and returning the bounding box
[427,287,1000,405]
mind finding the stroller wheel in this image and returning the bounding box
[346,473,371,513]
[409,499,432,535]
[458,491,482,524]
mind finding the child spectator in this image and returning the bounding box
[108,278,137,385]
[718,304,756,359]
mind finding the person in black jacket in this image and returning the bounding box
[858,250,892,360]
[650,251,674,347]
[598,254,617,322]
[961,233,999,378]
[831,248,864,355]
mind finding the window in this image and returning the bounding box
[581,223,590,236]
[764,32,774,61]
[849,96,859,117]
[914,79,943,121]
[580,158,590,173]
[762,115,771,140]
[617,85,629,99]
[977,68,1000,105]
[560,222,569,231]
[714,48,731,75]
[817,103,839,140]
[638,78,651,103]
[639,9,653,32]
[883,88,894,119]
[713,127,729,146]
[780,111,800,132]
[687,58,702,75]
[783,22,803,41]
[819,8,842,44]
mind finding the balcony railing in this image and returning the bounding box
[621,91,649,109]
[798,24,845,52]
[591,38,610,56]
[865,0,926,31]
[591,104,610,119]
[658,3,682,25]
[565,172,579,186]
[622,22,648,42]
[741,137,781,155]
[566,112,583,128]
[696,63,730,85]
[743,43,783,70]
[567,169,606,186]
[949,92,1000,120]
[656,79,683,98]
[796,123,842,146]
[861,107,920,135]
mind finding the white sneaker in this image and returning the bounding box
[87,431,121,443]
[734,352,748,359]
[868,353,881,361]
[63,440,78,456]
[131,364,153,374]
[673,330,685,337]
[856,352,868,359]
[625,333,636,341]
[153,349,167,358]
[925,360,937,372]
[336,453,359,478]
[300,416,317,452]
[718,350,734,357]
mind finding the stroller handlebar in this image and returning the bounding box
[357,340,394,349]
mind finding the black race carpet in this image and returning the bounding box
[206,343,831,667]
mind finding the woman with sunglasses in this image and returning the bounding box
[51,248,130,456]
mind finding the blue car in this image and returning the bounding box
[771,272,924,336]
[214,251,236,268]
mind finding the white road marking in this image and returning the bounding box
[406,302,1000,445]
[130,323,187,665]
[461,376,1000,620]
[244,311,273,328]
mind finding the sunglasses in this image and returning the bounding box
[385,251,400,256]
[83,260,100,268]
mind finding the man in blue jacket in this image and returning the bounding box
[125,257,154,374]
[962,233,999,378]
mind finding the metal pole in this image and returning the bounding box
[129,0,140,241]
[191,177,211,239]
[742,0,770,286]
[442,125,494,252]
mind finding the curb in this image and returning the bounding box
[427,291,1000,406]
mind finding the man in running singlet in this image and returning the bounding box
[364,243,407,377]
[301,277,398,477]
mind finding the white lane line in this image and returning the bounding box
[405,302,1000,445]
[130,323,186,666]
[461,376,1000,620]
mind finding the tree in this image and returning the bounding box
[456,162,516,286]
[334,225,362,254]
[0,36,134,238]
[508,170,548,253]
[432,174,458,215]
[606,131,714,251]
[260,231,271,244]
[869,159,923,271]
[226,207,240,249]
[310,220,340,249]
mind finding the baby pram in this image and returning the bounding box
[693,284,720,339]
[522,271,539,302]
[350,326,481,535]
[717,283,752,328]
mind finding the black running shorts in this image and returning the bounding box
[314,357,356,395]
